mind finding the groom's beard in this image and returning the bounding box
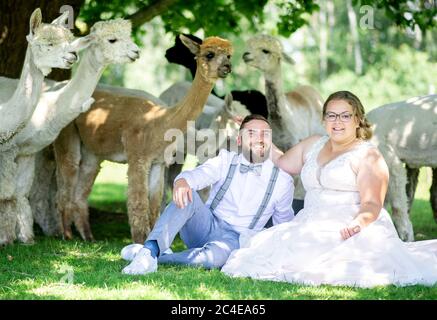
[242,143,271,163]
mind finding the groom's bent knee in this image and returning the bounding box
[193,243,233,269]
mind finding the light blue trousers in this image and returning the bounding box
[147,191,240,269]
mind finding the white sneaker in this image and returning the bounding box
[162,248,173,255]
[122,248,158,275]
[121,243,144,261]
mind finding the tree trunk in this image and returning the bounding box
[318,1,328,82]
[127,0,179,29]
[346,0,363,75]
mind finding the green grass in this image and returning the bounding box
[0,164,436,300]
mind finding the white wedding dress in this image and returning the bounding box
[222,136,437,287]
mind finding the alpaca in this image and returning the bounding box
[0,9,83,245]
[0,9,79,145]
[160,86,250,200]
[0,19,139,244]
[160,82,250,153]
[161,34,258,201]
[367,94,437,242]
[243,34,325,208]
[165,34,268,117]
[54,35,233,243]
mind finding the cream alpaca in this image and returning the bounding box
[243,34,325,203]
[368,94,437,242]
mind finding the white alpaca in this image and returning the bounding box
[0,9,78,145]
[0,19,139,245]
[0,9,83,245]
[243,34,325,206]
[367,94,437,242]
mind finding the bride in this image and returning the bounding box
[221,91,437,287]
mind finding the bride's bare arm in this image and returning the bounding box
[272,135,322,175]
[340,147,389,240]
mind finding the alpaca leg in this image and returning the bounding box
[71,147,101,241]
[0,148,18,200]
[405,165,419,212]
[0,149,18,245]
[164,162,183,206]
[15,155,36,243]
[198,186,211,202]
[387,156,414,241]
[30,146,61,236]
[53,124,82,240]
[127,157,152,243]
[431,168,437,223]
[0,200,17,245]
[148,162,166,231]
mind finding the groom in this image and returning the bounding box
[122,114,294,275]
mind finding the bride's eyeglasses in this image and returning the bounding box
[324,111,355,122]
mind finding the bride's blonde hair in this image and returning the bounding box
[322,91,373,140]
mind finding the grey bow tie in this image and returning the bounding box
[239,163,262,175]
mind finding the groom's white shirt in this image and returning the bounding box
[175,149,294,233]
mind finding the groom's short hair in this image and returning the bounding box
[239,114,271,131]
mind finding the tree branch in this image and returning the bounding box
[127,0,179,28]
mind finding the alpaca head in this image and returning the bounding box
[26,9,81,75]
[179,35,233,83]
[243,35,294,74]
[165,34,202,77]
[87,19,140,65]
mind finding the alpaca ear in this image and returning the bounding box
[69,34,95,52]
[282,52,295,64]
[180,34,200,56]
[224,93,234,113]
[29,8,42,36]
[51,10,69,26]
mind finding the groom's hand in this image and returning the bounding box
[173,178,193,209]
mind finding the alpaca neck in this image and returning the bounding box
[0,46,45,144]
[167,67,215,130]
[12,47,106,154]
[62,46,105,100]
[9,46,45,114]
[264,66,287,120]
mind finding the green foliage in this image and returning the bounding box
[358,0,437,33]
[79,0,319,38]
[276,0,320,37]
[79,0,436,40]
[319,44,437,109]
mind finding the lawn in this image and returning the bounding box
[0,162,436,300]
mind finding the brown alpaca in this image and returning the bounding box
[54,35,233,243]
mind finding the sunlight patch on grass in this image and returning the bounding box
[95,161,128,184]
[415,167,432,200]
[29,282,178,300]
[293,285,359,300]
[194,282,231,299]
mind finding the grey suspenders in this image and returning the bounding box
[210,154,239,212]
[248,166,279,229]
[210,154,280,229]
